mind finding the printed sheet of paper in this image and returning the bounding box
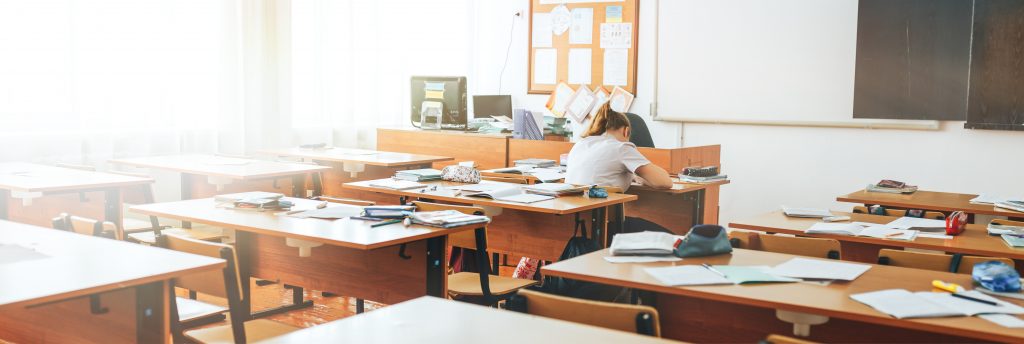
[600,23,632,49]
[569,8,593,44]
[568,48,592,85]
[606,5,623,22]
[533,49,557,85]
[603,49,629,86]
[550,5,571,35]
[532,13,552,48]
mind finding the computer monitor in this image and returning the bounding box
[410,76,467,129]
[472,95,513,119]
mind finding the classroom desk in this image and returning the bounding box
[129,197,478,317]
[838,189,1024,219]
[376,128,511,169]
[259,146,451,200]
[0,220,224,343]
[343,179,637,261]
[542,248,1024,343]
[109,154,330,200]
[0,162,153,228]
[729,210,1024,265]
[259,296,681,344]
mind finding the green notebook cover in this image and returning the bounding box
[713,266,801,284]
[1002,234,1024,248]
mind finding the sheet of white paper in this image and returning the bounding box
[769,258,871,281]
[551,83,575,115]
[979,314,1024,328]
[531,13,552,47]
[569,8,593,44]
[850,289,962,319]
[533,49,557,85]
[568,48,592,85]
[550,5,571,35]
[600,23,632,49]
[886,217,947,230]
[644,266,731,286]
[917,290,1024,316]
[851,221,884,228]
[531,171,565,183]
[566,86,595,123]
[971,195,1023,205]
[604,256,682,264]
[603,48,628,86]
[805,222,862,235]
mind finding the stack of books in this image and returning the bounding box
[995,200,1024,213]
[363,205,417,219]
[410,210,489,228]
[215,191,284,203]
[231,198,294,212]
[513,158,556,169]
[609,231,682,256]
[678,174,728,184]
[394,168,443,182]
[865,179,918,194]
[523,183,588,196]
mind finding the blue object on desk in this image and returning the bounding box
[588,187,608,198]
[973,261,1021,292]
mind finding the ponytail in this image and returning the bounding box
[582,103,630,138]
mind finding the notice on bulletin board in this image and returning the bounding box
[569,8,594,44]
[600,23,632,49]
[534,49,558,85]
[606,5,623,23]
[532,13,553,47]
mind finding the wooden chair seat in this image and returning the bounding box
[184,319,299,344]
[175,297,228,322]
[509,289,661,336]
[128,227,224,244]
[122,217,159,232]
[447,272,539,296]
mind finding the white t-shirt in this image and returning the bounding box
[565,133,652,191]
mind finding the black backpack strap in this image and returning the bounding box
[949,253,964,273]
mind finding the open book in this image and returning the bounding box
[463,187,554,204]
[885,217,946,231]
[644,265,799,286]
[410,210,489,228]
[805,222,918,241]
[851,289,1024,319]
[781,206,833,218]
[214,191,284,203]
[609,231,683,256]
[523,183,588,196]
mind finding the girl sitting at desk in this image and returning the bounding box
[565,104,673,191]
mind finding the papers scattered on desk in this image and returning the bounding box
[996,200,1024,213]
[805,223,918,241]
[603,256,682,264]
[979,314,1024,328]
[609,231,683,256]
[491,166,533,174]
[394,169,443,182]
[970,195,1023,205]
[768,258,871,281]
[988,221,1024,235]
[644,265,799,286]
[781,206,833,218]
[885,217,946,231]
[1002,234,1024,248]
[530,171,566,183]
[977,287,1024,300]
[288,206,362,219]
[410,210,489,228]
[449,183,506,193]
[523,183,587,196]
[214,191,284,203]
[463,186,554,204]
[851,289,1024,319]
[0,243,49,265]
[369,179,427,190]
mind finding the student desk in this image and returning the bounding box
[729,210,1024,266]
[0,162,153,228]
[838,189,1024,220]
[343,179,637,262]
[258,296,681,344]
[109,154,330,199]
[0,220,224,343]
[129,197,478,317]
[259,146,452,200]
[542,248,1024,343]
[376,128,511,169]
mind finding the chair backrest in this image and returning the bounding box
[877,249,1015,274]
[316,196,375,207]
[412,201,486,249]
[625,113,655,148]
[51,213,123,241]
[757,234,841,260]
[728,230,760,250]
[508,289,660,337]
[852,206,945,220]
[481,176,529,184]
[157,233,248,343]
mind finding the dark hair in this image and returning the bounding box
[582,103,630,137]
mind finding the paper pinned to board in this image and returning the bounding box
[532,13,552,48]
[546,82,576,117]
[568,48,592,85]
[609,86,634,113]
[533,49,557,85]
[569,8,593,44]
[590,86,610,118]
[603,49,629,86]
[564,84,595,123]
[550,5,571,35]
[600,22,632,49]
[606,5,623,23]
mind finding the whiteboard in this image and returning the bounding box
[655,0,870,124]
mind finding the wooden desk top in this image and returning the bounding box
[129,198,477,250]
[479,170,728,195]
[543,248,1024,343]
[344,179,637,215]
[377,127,513,139]
[838,189,1023,217]
[259,147,452,167]
[0,162,153,193]
[729,210,1024,260]
[109,154,329,180]
[257,296,681,344]
[0,220,224,309]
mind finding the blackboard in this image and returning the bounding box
[965,0,1024,131]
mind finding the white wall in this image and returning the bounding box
[473,0,1024,224]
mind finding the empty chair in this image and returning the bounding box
[852,205,945,220]
[106,170,224,244]
[157,233,299,344]
[51,213,122,240]
[507,289,660,337]
[877,249,1014,274]
[730,231,840,260]
[413,201,539,306]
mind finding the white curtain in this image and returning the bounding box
[285,0,474,148]
[0,0,244,165]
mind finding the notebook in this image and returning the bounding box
[885,217,946,231]
[805,223,918,241]
[369,179,427,190]
[609,231,683,256]
[851,289,1024,319]
[1002,234,1024,248]
[768,258,871,281]
[522,183,588,196]
[410,210,489,228]
[464,187,554,204]
[644,265,799,286]
[781,206,833,218]
[394,168,443,181]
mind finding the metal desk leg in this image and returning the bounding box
[291,175,307,198]
[590,207,607,247]
[135,281,166,344]
[235,231,314,320]
[692,189,706,225]
[425,236,446,297]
